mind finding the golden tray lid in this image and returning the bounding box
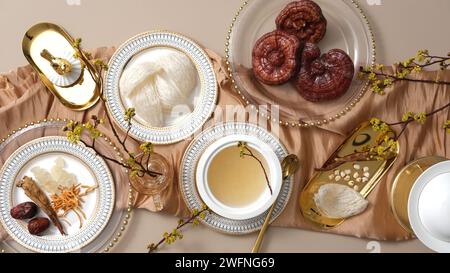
[22,22,101,111]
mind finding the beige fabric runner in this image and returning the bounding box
[1,46,450,243]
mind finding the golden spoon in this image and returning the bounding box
[251,154,299,253]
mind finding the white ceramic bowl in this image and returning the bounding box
[409,160,450,253]
[196,134,282,220]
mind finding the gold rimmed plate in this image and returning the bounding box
[104,31,218,144]
[0,137,115,253]
[390,156,447,234]
[0,120,132,253]
[226,0,376,127]
[180,122,293,234]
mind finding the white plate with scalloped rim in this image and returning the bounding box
[180,122,293,235]
[0,136,115,253]
[104,31,218,144]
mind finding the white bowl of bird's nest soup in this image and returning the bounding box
[196,135,282,220]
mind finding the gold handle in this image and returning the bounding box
[251,203,276,253]
[40,49,54,62]
[40,49,73,75]
[251,155,299,253]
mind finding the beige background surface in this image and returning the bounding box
[1,0,449,253]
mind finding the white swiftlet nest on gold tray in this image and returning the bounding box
[314,183,369,219]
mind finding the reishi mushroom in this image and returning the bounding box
[293,43,354,102]
[275,0,327,44]
[252,30,302,85]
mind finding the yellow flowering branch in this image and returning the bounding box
[66,39,162,179]
[335,101,450,172]
[147,205,209,253]
[316,122,398,172]
[367,101,450,161]
[317,50,450,172]
[359,49,450,142]
[381,101,450,142]
[358,50,450,95]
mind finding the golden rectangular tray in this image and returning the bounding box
[299,121,399,229]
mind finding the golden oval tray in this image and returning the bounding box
[22,23,101,111]
[299,121,399,228]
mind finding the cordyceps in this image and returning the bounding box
[51,183,98,229]
[16,176,66,235]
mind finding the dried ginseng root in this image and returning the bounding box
[16,176,66,235]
